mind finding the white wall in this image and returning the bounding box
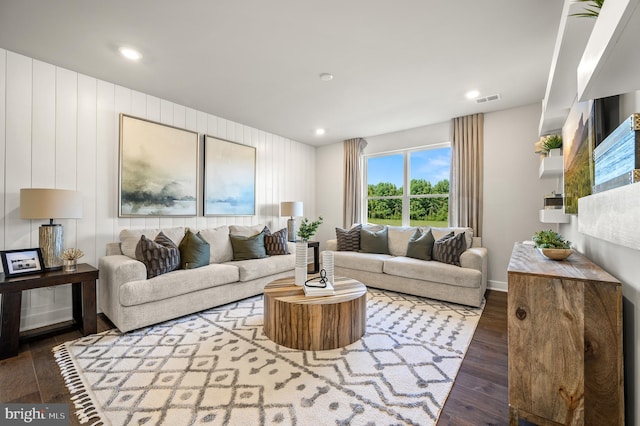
[483,102,553,289]
[559,90,640,423]
[0,48,316,330]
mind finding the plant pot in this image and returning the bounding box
[538,248,572,260]
[63,259,77,272]
[548,148,562,157]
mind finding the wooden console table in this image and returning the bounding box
[0,263,98,359]
[507,243,623,425]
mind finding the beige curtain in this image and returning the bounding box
[343,138,368,228]
[450,114,484,237]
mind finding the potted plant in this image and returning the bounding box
[532,229,572,260]
[570,0,604,18]
[297,216,323,242]
[542,134,563,156]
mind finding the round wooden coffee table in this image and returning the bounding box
[263,276,367,351]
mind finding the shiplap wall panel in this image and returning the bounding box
[29,61,57,312]
[5,52,32,251]
[0,50,6,252]
[77,74,98,269]
[1,50,316,330]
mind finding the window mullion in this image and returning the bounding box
[403,151,409,226]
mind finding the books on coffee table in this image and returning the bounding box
[303,280,335,296]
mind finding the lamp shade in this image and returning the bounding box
[280,201,303,217]
[20,188,83,220]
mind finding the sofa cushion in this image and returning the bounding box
[135,232,181,278]
[387,226,417,256]
[179,229,210,269]
[360,226,389,254]
[199,226,233,264]
[336,224,361,251]
[406,228,435,261]
[383,256,481,289]
[432,232,467,266]
[333,251,393,273]
[264,228,289,255]
[120,227,185,259]
[230,254,295,282]
[119,263,240,306]
[431,227,473,250]
[230,231,268,260]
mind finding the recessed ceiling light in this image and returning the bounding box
[315,128,326,136]
[119,47,142,61]
[465,90,480,100]
[319,73,333,82]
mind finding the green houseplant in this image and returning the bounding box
[297,216,323,242]
[542,134,562,154]
[532,229,573,260]
[570,0,604,18]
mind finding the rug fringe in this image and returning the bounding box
[52,343,105,426]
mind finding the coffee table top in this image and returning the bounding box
[264,276,366,305]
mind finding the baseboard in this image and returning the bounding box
[487,280,508,292]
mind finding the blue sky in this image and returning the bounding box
[367,147,451,187]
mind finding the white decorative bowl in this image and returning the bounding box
[538,248,573,260]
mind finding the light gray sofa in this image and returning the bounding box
[325,226,487,307]
[99,224,295,332]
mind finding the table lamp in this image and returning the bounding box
[20,188,83,270]
[280,201,303,242]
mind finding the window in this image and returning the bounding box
[365,145,450,227]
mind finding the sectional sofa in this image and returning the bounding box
[99,224,295,332]
[325,225,487,307]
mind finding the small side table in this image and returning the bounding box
[0,263,98,359]
[307,241,320,273]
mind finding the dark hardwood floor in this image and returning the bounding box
[0,290,509,425]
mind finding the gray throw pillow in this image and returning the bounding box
[432,231,467,266]
[179,228,210,269]
[230,231,268,260]
[360,226,389,254]
[406,228,435,261]
[336,225,362,251]
[135,232,181,278]
[264,227,289,255]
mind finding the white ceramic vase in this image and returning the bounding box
[295,241,307,286]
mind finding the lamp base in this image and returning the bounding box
[287,218,297,242]
[40,224,63,270]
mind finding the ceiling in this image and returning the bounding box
[0,0,565,146]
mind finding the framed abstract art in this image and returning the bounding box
[119,114,200,217]
[204,136,256,216]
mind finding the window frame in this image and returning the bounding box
[363,142,451,226]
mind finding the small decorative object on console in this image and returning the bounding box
[61,248,84,272]
[532,229,572,260]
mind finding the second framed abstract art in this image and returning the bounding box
[204,135,256,216]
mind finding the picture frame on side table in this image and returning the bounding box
[1,248,45,277]
[204,135,256,216]
[119,114,200,217]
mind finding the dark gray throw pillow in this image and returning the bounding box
[360,226,389,254]
[179,228,210,269]
[336,225,362,251]
[406,228,435,260]
[432,231,467,266]
[230,231,268,260]
[135,232,181,278]
[264,227,289,255]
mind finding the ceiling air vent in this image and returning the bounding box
[476,94,501,104]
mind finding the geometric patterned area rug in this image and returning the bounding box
[53,289,483,426]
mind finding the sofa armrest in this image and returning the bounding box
[459,247,487,273]
[326,239,337,251]
[98,255,147,331]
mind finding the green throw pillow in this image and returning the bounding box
[432,232,467,266]
[360,226,389,254]
[179,228,210,269]
[230,231,268,260]
[406,228,435,260]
